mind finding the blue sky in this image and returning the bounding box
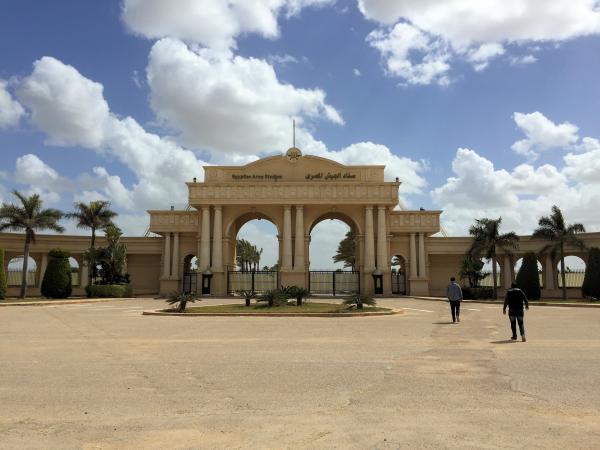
[1,0,600,267]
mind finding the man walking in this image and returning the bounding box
[503,282,529,342]
[446,277,463,323]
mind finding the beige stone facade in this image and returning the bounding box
[1,149,598,297]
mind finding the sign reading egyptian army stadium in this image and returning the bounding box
[230,172,358,181]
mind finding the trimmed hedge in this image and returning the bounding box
[516,252,541,300]
[86,284,133,298]
[582,247,600,300]
[41,249,72,299]
[0,249,6,300]
[462,286,494,300]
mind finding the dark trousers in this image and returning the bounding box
[450,301,461,322]
[509,313,525,338]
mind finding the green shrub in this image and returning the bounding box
[257,289,288,307]
[582,247,600,300]
[41,249,72,299]
[0,249,6,300]
[516,252,541,300]
[342,294,376,309]
[462,286,494,300]
[86,284,133,298]
[166,291,200,312]
[281,285,311,306]
[236,289,255,307]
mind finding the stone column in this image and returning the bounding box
[545,254,555,290]
[409,233,417,278]
[212,206,223,271]
[294,205,304,270]
[364,206,375,271]
[80,261,89,289]
[282,205,293,270]
[39,253,48,283]
[199,207,211,271]
[172,232,179,279]
[162,233,171,278]
[376,206,388,269]
[418,232,427,278]
[503,254,512,289]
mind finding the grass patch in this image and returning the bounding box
[169,302,391,314]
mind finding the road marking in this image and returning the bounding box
[403,307,434,313]
[466,308,481,311]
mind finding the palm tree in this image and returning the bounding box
[533,205,586,301]
[66,201,117,248]
[468,218,519,299]
[0,191,64,298]
[333,229,356,270]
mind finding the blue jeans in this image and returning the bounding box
[509,314,525,338]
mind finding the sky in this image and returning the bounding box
[1,0,600,268]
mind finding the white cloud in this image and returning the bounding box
[14,154,73,193]
[16,56,207,211]
[353,68,361,76]
[147,38,343,156]
[121,0,334,52]
[466,43,505,71]
[510,54,537,66]
[0,80,25,128]
[563,138,600,184]
[359,0,600,84]
[267,53,300,66]
[511,111,579,158]
[367,22,451,86]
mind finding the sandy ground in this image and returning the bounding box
[1,297,599,449]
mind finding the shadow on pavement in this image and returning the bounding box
[490,340,516,344]
[432,321,455,325]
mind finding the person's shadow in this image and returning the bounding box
[490,339,516,344]
[432,321,455,325]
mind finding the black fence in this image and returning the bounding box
[227,270,278,295]
[308,270,360,296]
[391,270,406,295]
[182,272,198,294]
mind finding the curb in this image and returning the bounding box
[408,296,600,308]
[0,298,136,307]
[143,309,401,318]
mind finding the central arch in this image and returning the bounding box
[306,211,362,296]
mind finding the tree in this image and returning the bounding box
[468,218,519,299]
[582,247,600,300]
[515,252,541,300]
[66,201,117,248]
[236,239,262,272]
[342,293,376,310]
[41,249,72,299]
[333,230,356,270]
[0,248,7,300]
[532,205,586,301]
[94,225,128,285]
[167,291,200,312]
[459,255,485,288]
[66,201,117,284]
[0,191,64,298]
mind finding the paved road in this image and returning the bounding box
[1,298,599,449]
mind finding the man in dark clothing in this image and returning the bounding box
[503,282,529,342]
[446,277,463,323]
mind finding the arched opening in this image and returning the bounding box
[227,213,279,294]
[391,255,407,294]
[7,256,37,286]
[557,255,586,288]
[69,257,80,286]
[183,255,198,273]
[182,254,198,294]
[479,258,501,288]
[308,214,360,295]
[514,257,543,288]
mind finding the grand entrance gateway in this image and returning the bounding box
[149,147,440,297]
[1,146,597,298]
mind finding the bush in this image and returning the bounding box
[166,291,200,312]
[282,285,311,306]
[582,247,600,300]
[41,249,72,299]
[236,289,255,307]
[86,284,133,298]
[257,289,288,307]
[516,252,541,300]
[0,249,6,300]
[342,294,376,309]
[462,286,494,300]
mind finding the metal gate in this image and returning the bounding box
[227,270,278,294]
[309,270,360,296]
[391,270,406,295]
[182,272,198,294]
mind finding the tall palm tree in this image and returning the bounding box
[66,200,117,248]
[333,229,356,270]
[533,205,586,301]
[468,218,519,299]
[0,191,64,298]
